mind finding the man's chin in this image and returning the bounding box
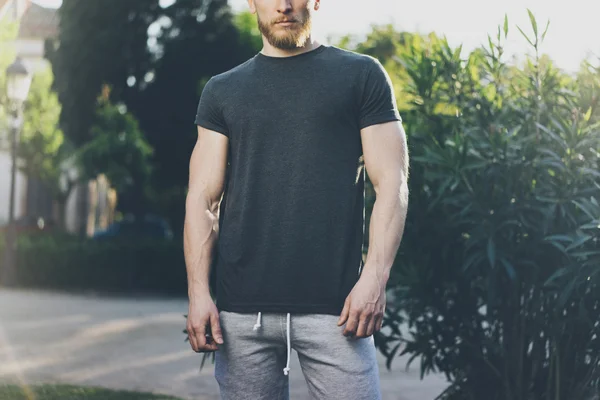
[266,35,302,50]
[270,41,301,51]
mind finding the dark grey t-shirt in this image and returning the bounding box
[194,44,401,315]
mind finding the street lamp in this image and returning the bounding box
[2,56,31,287]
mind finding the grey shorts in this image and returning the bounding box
[214,311,382,400]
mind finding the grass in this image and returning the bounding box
[0,383,183,400]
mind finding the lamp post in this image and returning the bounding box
[2,57,31,287]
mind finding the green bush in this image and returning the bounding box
[1,233,186,296]
[371,14,600,400]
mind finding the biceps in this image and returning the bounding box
[361,121,408,189]
[188,126,229,210]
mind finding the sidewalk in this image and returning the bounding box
[0,288,448,399]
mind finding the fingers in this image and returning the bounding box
[343,308,360,337]
[189,312,224,352]
[366,315,376,337]
[344,309,382,338]
[210,312,224,344]
[188,315,220,353]
[188,326,199,351]
[374,313,383,332]
[202,335,219,352]
[337,297,350,326]
[355,313,372,338]
[193,321,207,349]
[374,317,383,332]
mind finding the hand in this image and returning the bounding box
[187,293,223,352]
[337,269,386,338]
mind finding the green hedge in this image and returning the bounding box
[0,233,187,296]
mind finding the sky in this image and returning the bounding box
[34,0,600,73]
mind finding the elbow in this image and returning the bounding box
[185,188,221,216]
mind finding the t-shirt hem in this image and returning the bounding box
[360,110,402,130]
[195,118,229,137]
[217,301,343,315]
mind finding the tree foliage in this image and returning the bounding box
[49,0,261,230]
[0,17,19,144]
[355,14,600,400]
[18,65,72,202]
[47,0,161,146]
[78,88,153,215]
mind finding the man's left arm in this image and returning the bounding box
[337,120,409,338]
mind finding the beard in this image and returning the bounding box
[256,8,313,50]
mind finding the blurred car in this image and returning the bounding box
[92,215,174,241]
[0,215,57,235]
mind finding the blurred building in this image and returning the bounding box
[1,0,57,72]
[0,0,54,229]
[0,0,116,235]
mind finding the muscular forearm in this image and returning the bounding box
[184,190,220,299]
[362,178,408,285]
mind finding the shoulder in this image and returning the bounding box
[324,45,383,72]
[323,46,391,95]
[205,57,256,91]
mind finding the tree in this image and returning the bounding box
[47,0,161,146]
[17,65,74,228]
[126,0,260,232]
[0,18,19,143]
[0,18,74,228]
[48,0,258,232]
[78,87,153,218]
[368,15,600,400]
[233,11,263,53]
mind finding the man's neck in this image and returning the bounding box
[260,38,321,58]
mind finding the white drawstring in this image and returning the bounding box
[251,312,292,375]
[283,312,291,375]
[253,312,262,330]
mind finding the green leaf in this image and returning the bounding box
[547,240,568,256]
[538,148,563,161]
[527,9,538,37]
[503,14,509,38]
[487,34,495,54]
[516,25,534,47]
[487,237,496,268]
[572,250,600,259]
[386,342,403,370]
[580,221,600,230]
[536,123,567,149]
[544,234,573,243]
[463,252,484,273]
[565,234,592,251]
[500,257,517,280]
[584,107,592,122]
[557,277,577,310]
[544,267,569,286]
[536,195,560,203]
[541,20,550,41]
[572,200,597,220]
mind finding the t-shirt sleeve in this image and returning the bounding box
[358,58,402,130]
[194,77,229,137]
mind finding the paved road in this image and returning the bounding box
[0,288,448,399]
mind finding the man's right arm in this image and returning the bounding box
[184,125,229,352]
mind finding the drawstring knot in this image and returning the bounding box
[251,312,292,375]
[253,312,262,330]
